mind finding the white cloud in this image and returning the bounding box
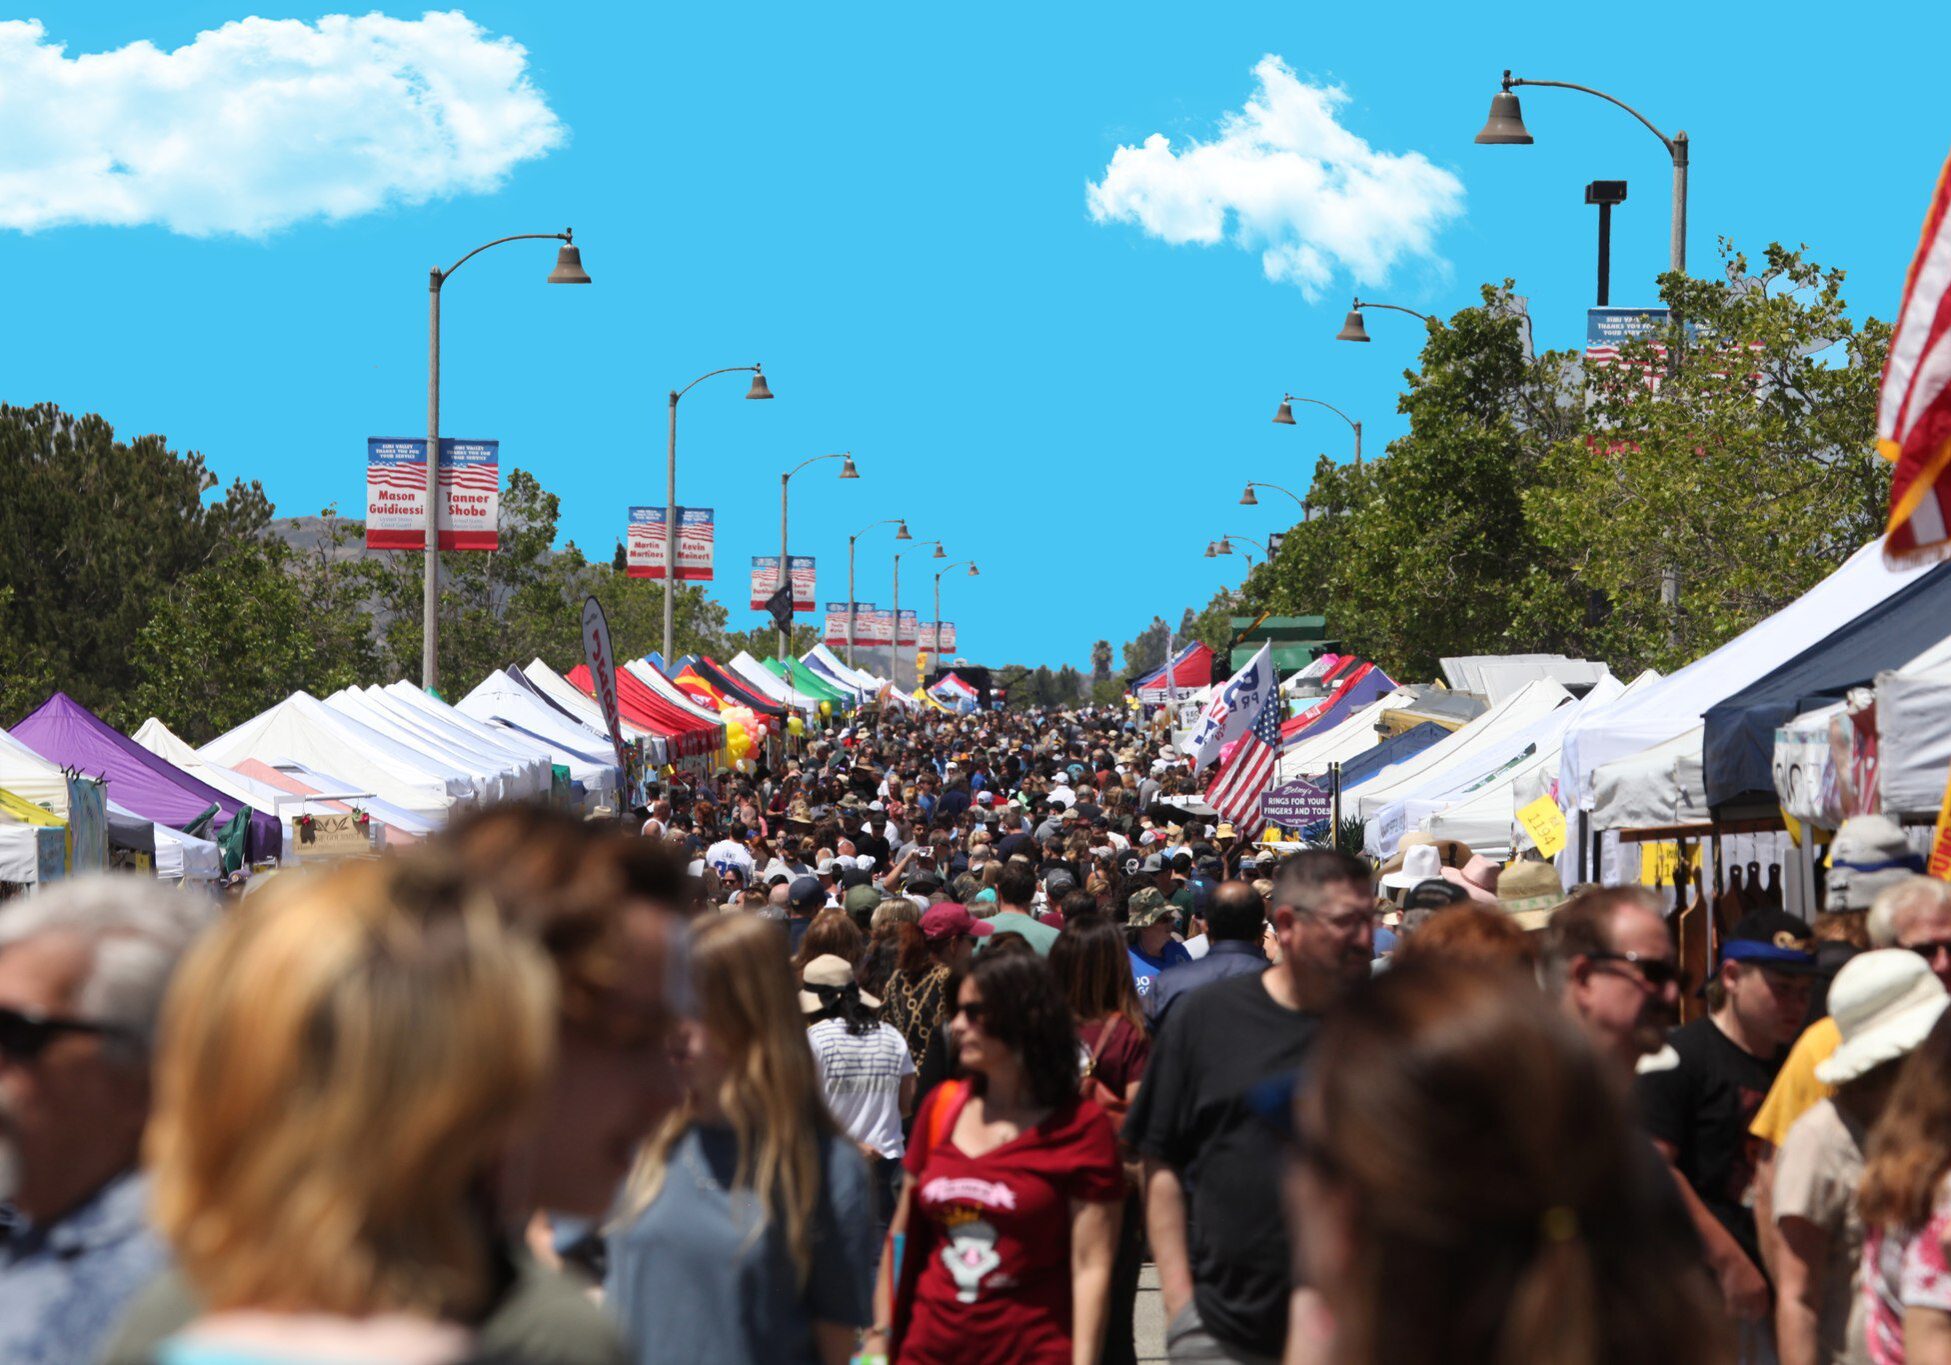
[0,12,564,236]
[1087,56,1464,299]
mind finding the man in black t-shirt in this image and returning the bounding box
[1124,850,1374,1363]
[1638,909,1815,1328]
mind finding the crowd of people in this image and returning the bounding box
[4,701,1951,1364]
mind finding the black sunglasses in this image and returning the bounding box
[950,1001,989,1025]
[1909,939,1951,962]
[0,1005,133,1061]
[1587,950,1680,990]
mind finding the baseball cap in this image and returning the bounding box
[843,884,884,918]
[921,902,994,942]
[1721,909,1818,974]
[787,876,825,913]
[1044,870,1078,900]
[1140,853,1164,874]
[1127,886,1174,928]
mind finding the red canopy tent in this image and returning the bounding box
[567,664,720,759]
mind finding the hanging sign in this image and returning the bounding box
[1261,776,1333,825]
[749,556,816,611]
[626,507,715,581]
[365,438,500,551]
[1516,794,1569,859]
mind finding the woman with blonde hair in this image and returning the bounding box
[144,856,558,1363]
[607,912,874,1365]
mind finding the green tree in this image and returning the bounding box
[1523,242,1889,672]
[0,404,273,714]
[1259,286,1584,679]
[123,514,380,740]
[1090,639,1113,682]
[1121,616,1170,678]
[0,587,56,724]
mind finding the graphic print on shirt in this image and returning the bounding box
[923,1179,1017,1303]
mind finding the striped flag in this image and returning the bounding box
[1206,676,1284,829]
[1882,149,1951,566]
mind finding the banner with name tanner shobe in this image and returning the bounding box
[1186,643,1274,773]
[749,556,816,611]
[366,438,500,551]
[627,507,715,581]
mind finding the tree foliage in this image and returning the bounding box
[1244,244,1889,679]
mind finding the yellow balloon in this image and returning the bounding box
[787,714,805,737]
[819,701,832,717]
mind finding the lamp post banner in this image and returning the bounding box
[749,556,816,611]
[627,506,715,580]
[366,437,499,551]
[823,602,852,647]
[897,609,919,647]
[917,621,957,651]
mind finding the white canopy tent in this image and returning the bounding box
[728,652,821,715]
[519,660,667,764]
[200,692,469,820]
[1359,680,1575,854]
[1590,725,1710,830]
[0,790,65,885]
[103,797,222,881]
[230,757,439,842]
[324,688,519,804]
[803,645,888,701]
[133,717,304,856]
[355,685,552,799]
[1560,539,1930,814]
[452,674,620,804]
[0,725,71,815]
[1420,673,1634,859]
[1872,632,1951,816]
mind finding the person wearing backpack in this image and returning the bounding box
[1051,915,1152,1365]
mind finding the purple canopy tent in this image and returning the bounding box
[12,692,282,862]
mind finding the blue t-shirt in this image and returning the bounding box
[607,1124,874,1365]
[1129,940,1192,1000]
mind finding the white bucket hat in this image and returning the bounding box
[1815,948,1949,1086]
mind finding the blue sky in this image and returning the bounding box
[3,2,1945,670]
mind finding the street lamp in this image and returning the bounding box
[780,453,858,659]
[1273,394,1363,465]
[893,539,946,690]
[933,560,978,683]
[664,363,773,663]
[1335,297,1433,343]
[1476,69,1689,275]
[422,229,588,692]
[1239,480,1307,511]
[847,518,909,669]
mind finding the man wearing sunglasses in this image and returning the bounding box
[1540,886,1682,1076]
[0,877,211,1365]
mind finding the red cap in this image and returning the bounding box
[921,902,993,941]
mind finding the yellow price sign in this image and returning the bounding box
[1639,841,1695,888]
[1516,794,1568,859]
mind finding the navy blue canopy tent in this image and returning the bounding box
[1702,559,1951,808]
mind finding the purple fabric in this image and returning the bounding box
[11,693,281,861]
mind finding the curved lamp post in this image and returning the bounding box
[933,560,978,681]
[1336,297,1433,343]
[780,452,858,657]
[665,363,773,662]
[847,518,909,668]
[1239,480,1307,511]
[423,229,589,691]
[893,539,946,689]
[1476,69,1688,274]
[1273,394,1363,466]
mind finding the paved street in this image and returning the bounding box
[1136,1262,1167,1362]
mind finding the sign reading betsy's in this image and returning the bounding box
[1260,776,1333,825]
[365,438,500,551]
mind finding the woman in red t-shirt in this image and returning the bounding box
[866,950,1124,1365]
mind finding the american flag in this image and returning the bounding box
[1205,678,1283,830]
[1882,148,1951,567]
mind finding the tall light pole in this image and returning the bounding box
[933,560,978,686]
[780,452,858,659]
[1335,298,1432,343]
[665,364,773,664]
[894,540,945,689]
[1206,534,1265,571]
[847,518,909,668]
[1273,394,1362,465]
[423,230,589,692]
[1475,69,1689,275]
